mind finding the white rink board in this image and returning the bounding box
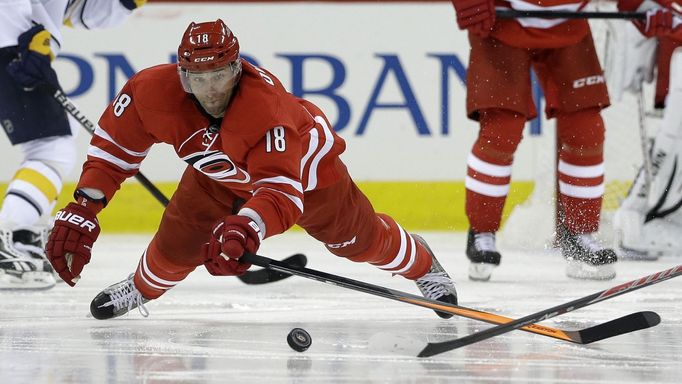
[1,2,551,182]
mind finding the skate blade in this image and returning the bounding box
[616,245,661,261]
[468,262,496,282]
[0,271,56,290]
[565,260,616,280]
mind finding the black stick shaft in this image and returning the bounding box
[51,88,170,207]
[496,9,645,20]
[419,264,682,357]
[132,171,170,206]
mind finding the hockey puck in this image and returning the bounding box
[287,328,312,352]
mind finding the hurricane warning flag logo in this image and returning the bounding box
[182,150,250,183]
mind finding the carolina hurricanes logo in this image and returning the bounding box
[182,150,250,184]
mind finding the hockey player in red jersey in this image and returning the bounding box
[44,19,458,320]
[451,0,631,281]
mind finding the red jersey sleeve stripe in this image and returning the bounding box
[86,146,142,171]
[303,116,335,192]
[254,176,303,194]
[300,128,319,186]
[94,125,151,157]
[254,186,304,213]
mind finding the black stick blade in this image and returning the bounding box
[417,311,661,358]
[577,311,660,344]
[237,254,307,285]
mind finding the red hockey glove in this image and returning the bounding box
[203,215,261,276]
[46,201,101,286]
[6,25,60,91]
[619,0,681,37]
[451,0,496,37]
[639,8,676,36]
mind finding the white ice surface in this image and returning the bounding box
[1,232,680,383]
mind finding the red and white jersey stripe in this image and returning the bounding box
[300,113,339,191]
[501,0,587,29]
[488,0,591,48]
[88,125,151,173]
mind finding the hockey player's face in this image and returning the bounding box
[184,65,239,117]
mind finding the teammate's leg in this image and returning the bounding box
[555,108,605,234]
[539,30,616,280]
[556,108,617,279]
[464,109,525,280]
[463,33,534,281]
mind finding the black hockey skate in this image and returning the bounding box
[558,226,617,280]
[13,228,56,274]
[413,234,458,319]
[91,274,150,320]
[0,227,56,289]
[466,230,502,282]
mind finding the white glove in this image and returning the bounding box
[607,22,658,102]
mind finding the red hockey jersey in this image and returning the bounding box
[492,0,591,48]
[78,60,347,238]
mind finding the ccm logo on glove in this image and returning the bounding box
[54,210,98,232]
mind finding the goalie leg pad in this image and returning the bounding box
[614,49,682,257]
[616,216,682,259]
[640,218,682,255]
[646,49,682,212]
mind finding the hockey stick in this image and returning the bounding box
[637,89,654,190]
[496,9,645,20]
[418,264,681,357]
[50,87,305,284]
[241,252,659,345]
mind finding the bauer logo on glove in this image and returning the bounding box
[54,210,99,232]
[46,202,101,287]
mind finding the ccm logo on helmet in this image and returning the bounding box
[195,56,215,62]
[55,211,98,232]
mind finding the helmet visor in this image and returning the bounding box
[178,60,242,94]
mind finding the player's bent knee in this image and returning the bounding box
[557,108,605,150]
[476,109,526,157]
